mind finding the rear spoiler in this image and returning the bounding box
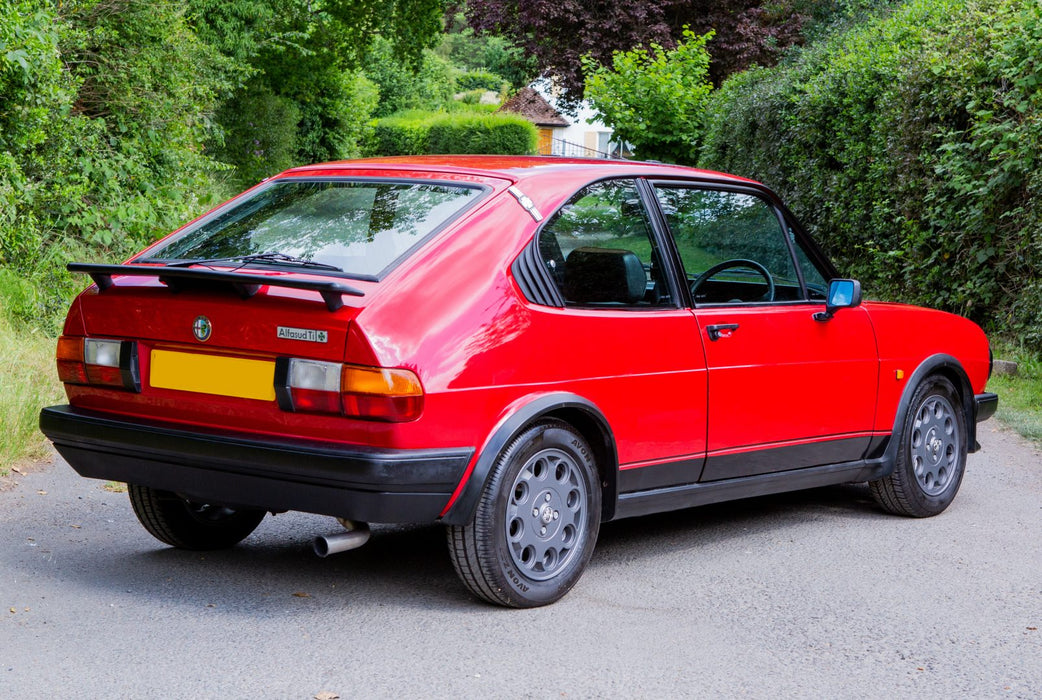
[67,263,364,312]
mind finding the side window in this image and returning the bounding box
[652,186,803,304]
[539,179,672,307]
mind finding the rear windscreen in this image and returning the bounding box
[143,179,485,278]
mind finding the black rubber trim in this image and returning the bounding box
[119,340,141,392]
[273,357,294,411]
[40,405,473,523]
[511,242,564,307]
[617,456,705,493]
[439,393,618,525]
[699,435,872,482]
[615,458,888,520]
[974,392,998,424]
[888,354,980,457]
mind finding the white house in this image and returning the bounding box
[498,80,626,158]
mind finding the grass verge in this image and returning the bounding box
[0,314,63,476]
[986,340,1042,444]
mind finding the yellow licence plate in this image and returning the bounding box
[150,350,276,401]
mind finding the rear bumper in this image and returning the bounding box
[40,405,473,523]
[975,392,998,423]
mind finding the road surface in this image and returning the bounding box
[2,422,1039,698]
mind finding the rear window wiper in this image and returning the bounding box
[163,251,343,272]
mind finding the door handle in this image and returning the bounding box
[707,323,740,341]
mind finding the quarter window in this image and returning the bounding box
[789,226,829,300]
[539,180,672,307]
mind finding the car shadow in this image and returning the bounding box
[595,482,882,553]
[42,482,883,613]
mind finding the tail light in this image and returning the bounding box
[275,358,424,422]
[56,336,141,392]
[341,365,424,422]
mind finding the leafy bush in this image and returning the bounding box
[426,113,536,154]
[367,115,433,156]
[438,12,538,90]
[0,0,232,332]
[191,0,441,185]
[583,28,714,164]
[365,112,537,156]
[455,69,507,93]
[365,37,458,118]
[700,0,1042,343]
[213,82,301,186]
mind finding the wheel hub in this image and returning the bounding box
[928,434,943,460]
[505,448,587,581]
[910,395,959,496]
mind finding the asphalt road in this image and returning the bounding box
[2,423,1040,699]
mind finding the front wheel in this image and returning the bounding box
[447,420,601,607]
[128,484,266,550]
[869,376,967,517]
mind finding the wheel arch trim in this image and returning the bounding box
[440,393,618,525]
[882,353,977,471]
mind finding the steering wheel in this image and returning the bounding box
[691,258,775,302]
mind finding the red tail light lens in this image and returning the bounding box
[341,365,424,422]
[56,336,141,392]
[275,358,424,422]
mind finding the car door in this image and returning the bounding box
[526,178,710,490]
[649,182,880,481]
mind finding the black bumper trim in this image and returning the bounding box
[974,392,998,424]
[40,405,473,523]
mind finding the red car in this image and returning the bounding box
[41,156,997,607]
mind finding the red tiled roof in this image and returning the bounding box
[498,87,570,127]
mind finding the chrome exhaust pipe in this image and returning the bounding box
[313,520,371,557]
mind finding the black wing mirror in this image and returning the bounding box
[813,279,861,322]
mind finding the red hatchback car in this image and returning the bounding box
[41,156,997,607]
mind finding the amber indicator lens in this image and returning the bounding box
[56,336,139,391]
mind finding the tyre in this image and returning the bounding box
[128,484,266,550]
[447,420,602,607]
[869,375,967,517]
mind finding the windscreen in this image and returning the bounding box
[144,179,484,278]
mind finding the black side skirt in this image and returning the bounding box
[614,458,889,521]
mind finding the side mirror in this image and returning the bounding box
[814,278,862,322]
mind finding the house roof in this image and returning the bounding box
[498,87,570,128]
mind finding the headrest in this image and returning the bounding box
[563,247,646,304]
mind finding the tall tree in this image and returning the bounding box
[0,0,235,327]
[189,0,446,185]
[464,0,810,103]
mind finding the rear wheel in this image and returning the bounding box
[128,484,266,550]
[869,376,967,517]
[447,420,601,607]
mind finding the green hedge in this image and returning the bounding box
[700,0,1042,344]
[455,69,506,92]
[365,111,537,156]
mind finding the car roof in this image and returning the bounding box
[282,155,760,188]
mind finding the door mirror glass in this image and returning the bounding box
[814,279,861,321]
[827,279,861,310]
